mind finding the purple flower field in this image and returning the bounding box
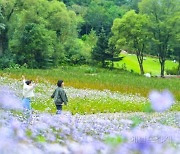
[0,77,180,154]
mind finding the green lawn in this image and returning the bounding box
[114,54,178,75]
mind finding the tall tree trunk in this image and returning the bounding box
[2,28,9,53]
[160,60,165,77]
[139,62,144,75]
[111,60,114,69]
[0,2,17,55]
[0,28,8,56]
[158,44,166,77]
[136,51,144,75]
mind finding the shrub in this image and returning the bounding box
[0,52,16,69]
[166,67,178,75]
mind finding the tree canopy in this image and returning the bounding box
[0,0,179,75]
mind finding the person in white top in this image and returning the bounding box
[22,75,36,110]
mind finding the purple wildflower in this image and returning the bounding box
[149,90,174,112]
[0,86,22,110]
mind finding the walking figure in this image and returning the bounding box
[51,80,68,114]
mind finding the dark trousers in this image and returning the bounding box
[56,105,62,110]
[56,105,62,114]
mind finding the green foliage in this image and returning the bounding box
[62,0,91,6]
[47,0,78,42]
[0,7,5,32]
[111,10,151,51]
[139,0,180,76]
[92,28,112,67]
[0,0,179,71]
[84,66,99,74]
[11,23,56,68]
[83,0,122,35]
[170,34,180,74]
[110,10,151,74]
[0,52,16,69]
[104,135,123,146]
[166,67,179,75]
[82,30,97,50]
[1,0,80,68]
[64,39,90,64]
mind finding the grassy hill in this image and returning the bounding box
[114,53,178,75]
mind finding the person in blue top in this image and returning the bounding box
[51,80,68,114]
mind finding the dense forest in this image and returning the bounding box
[0,0,180,76]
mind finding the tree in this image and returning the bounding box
[61,0,91,6]
[126,0,142,12]
[110,10,151,75]
[139,0,180,77]
[11,23,56,68]
[92,28,111,67]
[0,6,4,30]
[81,29,98,63]
[47,0,78,43]
[0,6,5,56]
[0,0,19,55]
[170,34,180,75]
[8,0,80,67]
[83,1,122,35]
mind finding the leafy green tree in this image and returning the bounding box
[126,0,142,12]
[82,30,97,49]
[92,28,111,67]
[107,42,122,69]
[174,47,180,75]
[170,34,180,75]
[47,0,78,43]
[81,29,98,62]
[139,0,180,77]
[83,1,122,35]
[0,6,5,32]
[0,0,19,55]
[110,10,151,74]
[0,6,5,56]
[47,0,80,63]
[61,0,91,6]
[8,0,79,67]
[64,39,88,64]
[11,23,56,68]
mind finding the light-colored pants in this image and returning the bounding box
[22,98,32,120]
[22,98,31,110]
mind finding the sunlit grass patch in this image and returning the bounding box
[31,96,180,114]
[114,54,178,75]
[31,97,149,114]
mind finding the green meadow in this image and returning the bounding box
[0,65,179,114]
[32,98,180,115]
[114,54,178,75]
[1,66,179,100]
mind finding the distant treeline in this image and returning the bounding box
[0,0,179,76]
